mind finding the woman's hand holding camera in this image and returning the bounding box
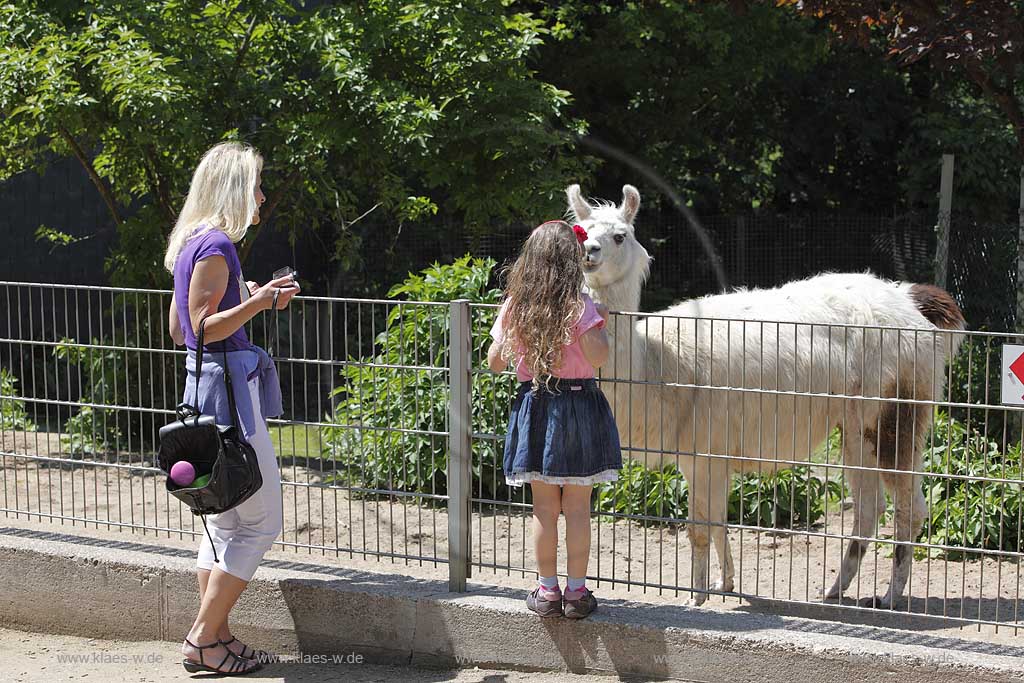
[256,275,300,311]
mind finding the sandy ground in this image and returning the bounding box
[0,626,666,683]
[3,428,1024,648]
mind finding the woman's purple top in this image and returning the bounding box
[172,227,251,352]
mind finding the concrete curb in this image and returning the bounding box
[1,525,1022,682]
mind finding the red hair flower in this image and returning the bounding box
[572,224,588,244]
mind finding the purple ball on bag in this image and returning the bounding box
[170,461,196,486]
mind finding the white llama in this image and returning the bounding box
[570,184,965,608]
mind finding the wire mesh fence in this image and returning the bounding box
[0,282,452,567]
[3,281,1024,633]
[465,301,1024,632]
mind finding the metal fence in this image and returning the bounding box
[3,281,1024,633]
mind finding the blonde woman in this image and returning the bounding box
[165,142,298,674]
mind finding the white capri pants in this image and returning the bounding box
[196,375,283,581]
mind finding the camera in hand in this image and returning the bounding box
[273,265,298,281]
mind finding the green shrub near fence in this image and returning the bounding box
[0,368,35,432]
[919,412,1024,559]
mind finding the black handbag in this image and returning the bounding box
[157,318,263,562]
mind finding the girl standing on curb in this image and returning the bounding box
[487,219,623,619]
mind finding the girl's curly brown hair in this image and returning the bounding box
[499,220,586,391]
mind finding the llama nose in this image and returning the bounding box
[586,242,601,255]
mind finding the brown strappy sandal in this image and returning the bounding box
[221,636,276,664]
[182,637,262,675]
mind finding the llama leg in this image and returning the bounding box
[825,467,885,601]
[873,403,930,609]
[685,461,730,605]
[686,522,711,606]
[709,467,735,594]
[872,470,925,608]
[825,406,886,602]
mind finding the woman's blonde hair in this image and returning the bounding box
[162,142,264,272]
[499,220,586,391]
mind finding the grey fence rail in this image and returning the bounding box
[2,281,1023,633]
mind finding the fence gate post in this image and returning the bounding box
[935,153,955,289]
[447,299,473,592]
[1017,166,1024,332]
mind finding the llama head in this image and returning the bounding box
[566,184,651,296]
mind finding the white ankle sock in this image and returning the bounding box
[567,576,585,592]
[539,575,559,591]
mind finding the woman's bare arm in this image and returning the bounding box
[168,293,185,346]
[187,257,299,343]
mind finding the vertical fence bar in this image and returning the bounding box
[1016,165,1024,332]
[934,153,955,289]
[448,299,472,591]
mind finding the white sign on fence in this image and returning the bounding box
[1002,344,1024,405]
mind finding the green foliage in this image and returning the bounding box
[62,405,122,456]
[0,368,35,432]
[919,412,1024,560]
[53,300,179,454]
[593,460,843,530]
[322,256,511,501]
[0,1,584,288]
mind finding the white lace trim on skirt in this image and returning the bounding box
[506,469,619,487]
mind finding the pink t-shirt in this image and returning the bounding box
[490,294,606,382]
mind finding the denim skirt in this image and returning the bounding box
[503,378,622,487]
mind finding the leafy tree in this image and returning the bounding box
[520,0,829,213]
[783,1,1024,160]
[0,1,585,288]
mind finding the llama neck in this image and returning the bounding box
[588,273,643,316]
[589,271,646,384]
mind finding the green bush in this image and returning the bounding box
[918,411,1023,559]
[62,405,123,456]
[594,460,843,529]
[53,298,179,455]
[321,256,514,502]
[0,368,35,432]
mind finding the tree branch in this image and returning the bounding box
[57,124,123,226]
[142,144,176,223]
[965,60,1024,158]
[227,15,259,87]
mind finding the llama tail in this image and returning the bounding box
[909,283,966,358]
[909,284,966,331]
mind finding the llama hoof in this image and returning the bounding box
[711,579,735,594]
[687,593,709,607]
[823,586,844,602]
[857,595,893,610]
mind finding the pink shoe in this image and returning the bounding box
[563,587,597,619]
[526,586,563,617]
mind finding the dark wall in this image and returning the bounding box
[0,157,115,285]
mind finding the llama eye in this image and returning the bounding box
[613,234,625,245]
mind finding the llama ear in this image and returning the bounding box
[566,184,592,221]
[620,185,640,224]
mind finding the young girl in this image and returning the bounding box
[487,219,622,619]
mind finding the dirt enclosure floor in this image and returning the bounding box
[4,429,1024,650]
